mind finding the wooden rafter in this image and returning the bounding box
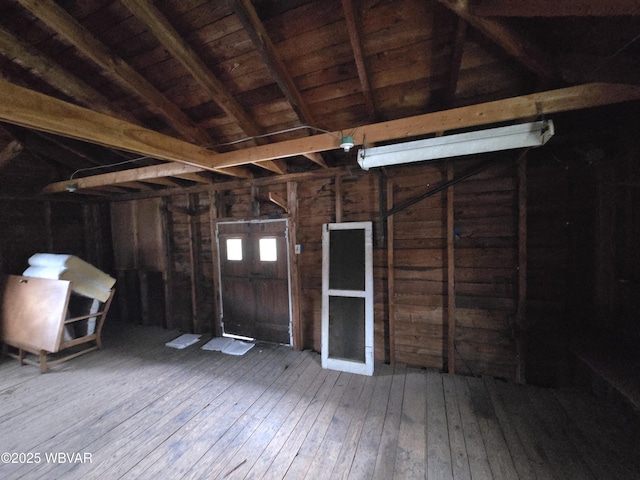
[233,0,315,125]
[21,81,640,193]
[436,0,558,81]
[441,17,468,108]
[0,25,138,123]
[17,0,210,145]
[470,0,640,17]
[122,0,288,176]
[233,0,329,169]
[342,0,376,121]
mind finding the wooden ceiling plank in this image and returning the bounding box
[17,0,210,145]
[0,78,254,178]
[0,25,139,123]
[233,0,331,169]
[233,0,316,125]
[469,0,640,17]
[123,0,263,139]
[342,0,377,121]
[124,0,295,177]
[436,0,558,81]
[17,81,640,194]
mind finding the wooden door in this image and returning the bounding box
[217,220,291,344]
[321,222,374,375]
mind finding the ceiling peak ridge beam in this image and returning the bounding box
[436,0,558,81]
[0,78,255,180]
[25,81,640,193]
[17,0,210,145]
[469,0,640,17]
[342,0,377,122]
[122,0,288,176]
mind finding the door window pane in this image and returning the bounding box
[259,237,277,262]
[226,238,243,261]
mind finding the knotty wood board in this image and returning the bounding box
[0,275,70,353]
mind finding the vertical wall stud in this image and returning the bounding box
[446,161,456,374]
[386,177,396,365]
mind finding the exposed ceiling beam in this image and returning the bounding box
[232,0,331,171]
[31,82,640,193]
[17,0,210,145]
[0,78,256,179]
[122,0,288,176]
[342,0,376,121]
[122,0,260,137]
[233,0,329,169]
[469,0,640,17]
[436,0,558,81]
[41,162,215,193]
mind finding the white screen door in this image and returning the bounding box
[321,221,374,376]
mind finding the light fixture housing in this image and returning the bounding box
[357,120,554,170]
[65,183,78,192]
[340,136,354,152]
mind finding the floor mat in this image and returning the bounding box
[165,334,201,349]
[201,337,255,356]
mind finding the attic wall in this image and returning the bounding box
[110,157,524,380]
[0,199,111,276]
[525,130,640,387]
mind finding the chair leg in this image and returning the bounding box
[39,351,48,373]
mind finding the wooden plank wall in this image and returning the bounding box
[386,155,519,379]
[107,158,524,380]
[0,199,110,277]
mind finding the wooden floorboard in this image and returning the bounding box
[1,321,639,480]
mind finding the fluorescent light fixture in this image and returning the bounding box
[357,120,554,170]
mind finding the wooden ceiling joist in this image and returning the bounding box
[469,0,640,17]
[436,0,558,81]
[17,0,211,145]
[20,80,640,194]
[342,0,376,121]
[233,0,329,169]
[441,17,468,108]
[122,0,260,139]
[123,0,290,176]
[233,0,315,125]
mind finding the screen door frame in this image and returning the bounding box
[321,221,374,376]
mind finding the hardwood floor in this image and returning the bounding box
[0,322,638,480]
